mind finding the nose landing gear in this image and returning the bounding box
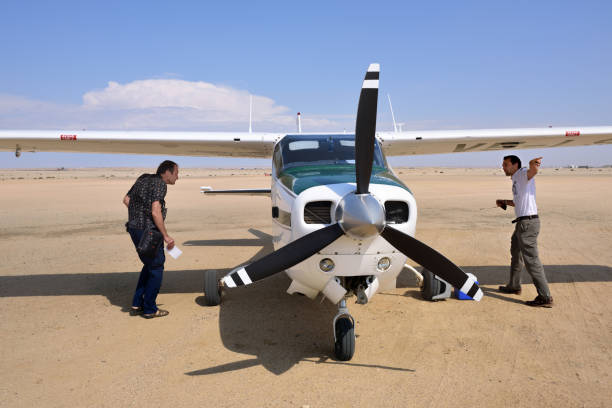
[332,299,355,361]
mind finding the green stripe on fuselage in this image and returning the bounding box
[278,164,412,195]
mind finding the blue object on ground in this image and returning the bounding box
[455,273,479,300]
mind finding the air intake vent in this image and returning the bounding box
[385,201,409,224]
[304,201,332,224]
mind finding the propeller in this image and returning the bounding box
[220,63,483,301]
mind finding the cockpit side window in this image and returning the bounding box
[272,142,283,177]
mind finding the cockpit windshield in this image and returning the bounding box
[278,134,387,170]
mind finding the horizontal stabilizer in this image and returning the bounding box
[200,187,271,196]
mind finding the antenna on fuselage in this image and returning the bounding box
[296,112,302,133]
[249,95,253,133]
[387,94,398,133]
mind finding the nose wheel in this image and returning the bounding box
[332,299,355,361]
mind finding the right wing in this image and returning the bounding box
[0,130,284,158]
[377,126,612,156]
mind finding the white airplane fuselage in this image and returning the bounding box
[269,134,417,303]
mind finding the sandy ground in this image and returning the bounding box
[1,167,611,407]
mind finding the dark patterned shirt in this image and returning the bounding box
[126,174,167,229]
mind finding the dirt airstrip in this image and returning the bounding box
[1,167,611,407]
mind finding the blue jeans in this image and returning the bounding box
[128,227,165,314]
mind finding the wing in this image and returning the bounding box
[0,130,283,158]
[4,126,612,159]
[378,126,612,156]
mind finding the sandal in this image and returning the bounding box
[143,309,169,319]
[129,306,143,316]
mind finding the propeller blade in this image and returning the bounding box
[381,226,483,301]
[355,63,379,194]
[221,223,344,288]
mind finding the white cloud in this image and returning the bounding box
[0,79,351,131]
[83,79,287,116]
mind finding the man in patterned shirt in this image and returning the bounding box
[123,160,179,318]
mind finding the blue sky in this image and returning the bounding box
[1,0,611,168]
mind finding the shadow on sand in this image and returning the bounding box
[2,228,610,374]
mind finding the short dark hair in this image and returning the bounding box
[503,155,521,168]
[156,160,177,175]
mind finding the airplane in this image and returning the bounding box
[2,63,611,361]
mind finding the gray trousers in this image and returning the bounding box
[508,218,551,298]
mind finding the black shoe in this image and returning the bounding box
[526,295,553,308]
[498,285,521,295]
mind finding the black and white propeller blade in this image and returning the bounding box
[221,223,344,288]
[381,226,483,301]
[354,63,379,195]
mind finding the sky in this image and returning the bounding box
[1,0,611,168]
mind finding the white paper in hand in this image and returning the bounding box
[166,245,182,259]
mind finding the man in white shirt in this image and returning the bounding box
[496,155,553,307]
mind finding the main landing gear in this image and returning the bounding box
[404,264,451,301]
[203,270,221,306]
[332,299,355,361]
[421,268,451,301]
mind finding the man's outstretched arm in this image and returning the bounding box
[527,157,542,180]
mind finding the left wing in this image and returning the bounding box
[0,130,283,158]
[378,126,612,156]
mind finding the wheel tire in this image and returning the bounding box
[334,317,355,361]
[421,268,440,301]
[203,270,221,306]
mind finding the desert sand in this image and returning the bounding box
[1,167,611,407]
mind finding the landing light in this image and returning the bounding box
[377,257,391,271]
[319,258,335,272]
